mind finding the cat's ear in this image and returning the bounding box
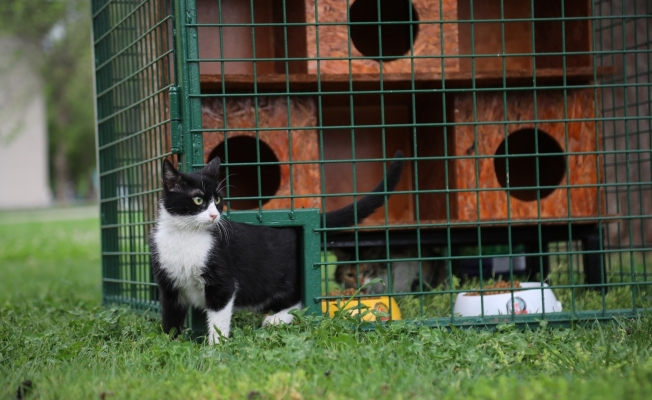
[205,157,221,177]
[331,248,353,261]
[162,159,183,192]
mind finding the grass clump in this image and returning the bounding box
[1,207,652,399]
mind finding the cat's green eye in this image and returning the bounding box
[214,197,221,205]
[192,197,203,205]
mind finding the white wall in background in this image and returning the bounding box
[0,38,51,209]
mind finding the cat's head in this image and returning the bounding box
[160,158,224,228]
[334,263,377,293]
[333,247,387,293]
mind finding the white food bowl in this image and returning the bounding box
[453,282,562,317]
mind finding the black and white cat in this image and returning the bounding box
[150,152,404,343]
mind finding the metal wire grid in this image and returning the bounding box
[595,0,652,285]
[92,0,174,312]
[93,0,652,327]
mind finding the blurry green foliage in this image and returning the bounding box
[0,0,96,202]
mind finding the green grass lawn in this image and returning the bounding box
[1,207,652,399]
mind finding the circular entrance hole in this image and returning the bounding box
[493,129,566,202]
[207,137,281,210]
[349,0,419,61]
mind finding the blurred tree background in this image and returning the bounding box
[0,0,96,203]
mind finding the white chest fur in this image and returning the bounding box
[153,211,215,308]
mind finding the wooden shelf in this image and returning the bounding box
[200,66,616,93]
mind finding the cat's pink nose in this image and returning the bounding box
[209,213,218,220]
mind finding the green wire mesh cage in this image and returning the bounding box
[92,0,652,329]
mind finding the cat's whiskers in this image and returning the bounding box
[221,219,229,242]
[223,219,232,245]
[215,218,232,246]
[173,215,207,233]
[191,219,203,234]
[216,222,225,242]
[178,220,197,232]
[216,174,234,194]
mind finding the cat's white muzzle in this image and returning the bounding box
[201,202,220,225]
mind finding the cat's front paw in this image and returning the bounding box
[208,329,224,345]
[262,312,294,327]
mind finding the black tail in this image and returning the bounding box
[324,151,404,228]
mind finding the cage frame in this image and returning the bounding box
[92,0,652,334]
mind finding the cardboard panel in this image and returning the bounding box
[306,0,459,74]
[453,89,602,221]
[202,97,320,210]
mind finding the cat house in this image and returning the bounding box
[194,0,604,228]
[94,0,649,331]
